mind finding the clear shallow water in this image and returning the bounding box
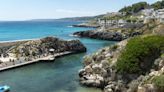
[0,21,115,92]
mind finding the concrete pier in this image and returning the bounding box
[0,51,72,71]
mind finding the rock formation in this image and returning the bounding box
[79,40,128,89]
[73,30,141,41]
[0,37,86,62]
[7,37,87,58]
[79,35,164,92]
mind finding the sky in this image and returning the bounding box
[0,0,159,21]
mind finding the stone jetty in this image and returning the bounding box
[0,37,86,71]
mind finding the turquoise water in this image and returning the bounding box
[0,21,115,92]
[0,21,90,41]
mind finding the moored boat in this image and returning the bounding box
[0,85,10,92]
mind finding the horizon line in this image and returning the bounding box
[0,14,100,22]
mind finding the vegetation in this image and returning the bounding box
[151,0,164,10]
[119,2,149,15]
[125,16,139,23]
[152,75,164,92]
[67,0,164,23]
[102,14,139,23]
[110,45,118,51]
[83,56,93,66]
[116,35,164,74]
[103,15,124,20]
[119,0,164,15]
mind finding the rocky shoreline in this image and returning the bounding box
[79,40,128,88]
[78,35,164,92]
[72,23,100,28]
[0,37,86,71]
[73,30,141,41]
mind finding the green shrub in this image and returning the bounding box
[152,75,164,92]
[161,54,164,58]
[111,45,118,51]
[151,0,164,10]
[116,35,164,74]
[83,56,93,66]
[119,2,149,14]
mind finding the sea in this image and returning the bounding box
[0,20,115,92]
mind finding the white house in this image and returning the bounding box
[118,19,127,27]
[156,9,164,23]
[141,8,164,23]
[98,18,127,28]
[141,8,155,17]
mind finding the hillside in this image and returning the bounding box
[56,15,104,21]
[30,15,104,22]
[119,0,164,15]
[79,35,164,92]
[76,1,164,92]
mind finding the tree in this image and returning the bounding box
[119,2,149,15]
[151,0,164,10]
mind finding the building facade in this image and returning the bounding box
[141,8,164,23]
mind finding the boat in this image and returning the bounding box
[0,85,10,92]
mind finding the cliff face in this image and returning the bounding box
[79,35,164,92]
[6,37,86,58]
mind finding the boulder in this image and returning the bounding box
[137,84,157,92]
[79,73,105,88]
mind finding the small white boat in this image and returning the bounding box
[0,85,10,92]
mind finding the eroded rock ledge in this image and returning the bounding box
[73,30,141,41]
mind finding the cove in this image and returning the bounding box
[0,21,116,92]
